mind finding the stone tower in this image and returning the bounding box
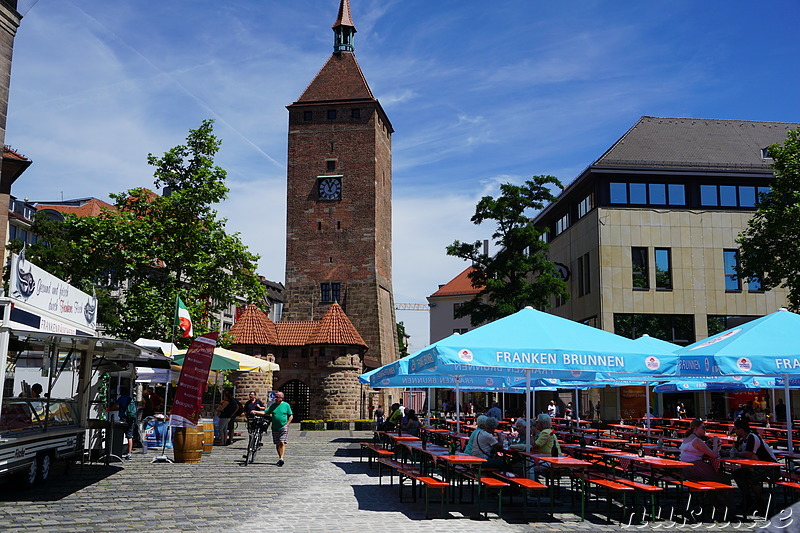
[284,0,398,371]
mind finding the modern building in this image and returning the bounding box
[532,116,799,419]
[279,0,398,416]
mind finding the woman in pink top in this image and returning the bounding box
[679,419,731,510]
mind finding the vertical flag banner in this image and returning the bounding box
[175,296,193,338]
[169,332,218,427]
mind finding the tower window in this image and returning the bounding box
[337,221,341,230]
[303,111,312,121]
[327,110,337,120]
[326,160,336,171]
[321,283,331,302]
[317,221,322,231]
[351,108,360,118]
[331,282,341,302]
[632,247,649,289]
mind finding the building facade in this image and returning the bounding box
[280,0,399,416]
[427,266,482,343]
[533,116,799,418]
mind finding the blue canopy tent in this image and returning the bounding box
[361,340,557,432]
[676,308,800,451]
[408,307,681,448]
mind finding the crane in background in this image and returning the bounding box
[394,303,429,311]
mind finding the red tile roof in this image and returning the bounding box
[429,266,484,297]
[230,303,367,348]
[333,0,355,29]
[275,321,317,346]
[228,304,278,345]
[307,302,367,347]
[295,52,374,103]
[36,198,116,217]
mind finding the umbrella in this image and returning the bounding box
[408,307,679,378]
[676,309,800,451]
[172,348,280,372]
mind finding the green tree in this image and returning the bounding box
[446,176,569,326]
[738,129,800,309]
[22,120,266,343]
[396,321,409,357]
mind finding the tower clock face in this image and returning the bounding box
[318,177,342,200]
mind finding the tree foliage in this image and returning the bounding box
[21,120,267,343]
[446,176,569,326]
[396,321,409,357]
[737,129,800,309]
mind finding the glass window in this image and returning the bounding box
[555,213,569,235]
[577,253,590,297]
[610,182,627,204]
[331,282,341,302]
[629,183,647,204]
[577,194,593,218]
[655,248,672,290]
[720,185,737,207]
[757,186,771,203]
[700,185,718,206]
[8,224,16,240]
[632,247,649,289]
[327,110,337,120]
[739,186,756,207]
[723,250,740,291]
[303,111,312,121]
[668,184,686,205]
[614,314,696,345]
[326,160,336,171]
[649,184,666,205]
[748,275,762,292]
[351,108,361,118]
[453,302,463,319]
[321,283,331,302]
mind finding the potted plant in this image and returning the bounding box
[300,419,325,431]
[326,419,350,430]
[354,419,377,431]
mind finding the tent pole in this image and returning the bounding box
[703,391,708,419]
[786,374,793,452]
[525,369,531,453]
[574,387,580,423]
[771,387,777,425]
[645,383,651,438]
[456,379,461,435]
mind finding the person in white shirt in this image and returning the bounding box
[547,400,557,418]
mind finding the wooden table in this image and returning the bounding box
[434,453,487,503]
[520,452,591,519]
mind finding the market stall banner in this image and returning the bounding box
[9,251,98,332]
[169,332,218,427]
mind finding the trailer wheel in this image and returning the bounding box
[20,456,38,488]
[37,452,53,483]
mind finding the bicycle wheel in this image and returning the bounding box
[245,429,257,465]
[247,428,262,465]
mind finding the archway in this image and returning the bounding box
[281,379,310,422]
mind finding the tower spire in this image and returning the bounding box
[332,0,356,53]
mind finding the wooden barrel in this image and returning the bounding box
[200,418,214,455]
[173,426,203,463]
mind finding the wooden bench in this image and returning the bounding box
[777,481,800,504]
[397,470,450,518]
[585,476,635,523]
[492,472,547,518]
[376,457,410,486]
[457,469,510,518]
[591,472,663,521]
[360,442,393,467]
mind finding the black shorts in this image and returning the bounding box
[120,417,135,439]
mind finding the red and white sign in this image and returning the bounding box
[169,332,218,427]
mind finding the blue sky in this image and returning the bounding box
[6,0,800,351]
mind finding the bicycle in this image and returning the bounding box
[244,414,271,465]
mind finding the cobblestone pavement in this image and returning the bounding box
[0,428,783,532]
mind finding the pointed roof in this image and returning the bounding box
[294,52,375,103]
[307,302,367,347]
[333,0,355,30]
[36,198,116,217]
[429,266,484,298]
[229,304,278,345]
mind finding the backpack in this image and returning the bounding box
[125,397,138,419]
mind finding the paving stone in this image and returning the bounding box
[0,428,782,532]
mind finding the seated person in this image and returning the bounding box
[731,419,779,514]
[402,409,421,437]
[679,419,730,508]
[377,403,402,432]
[464,415,506,469]
[526,414,561,480]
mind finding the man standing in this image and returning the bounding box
[116,392,137,460]
[486,401,502,420]
[264,392,293,466]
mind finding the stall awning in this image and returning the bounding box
[172,347,280,372]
